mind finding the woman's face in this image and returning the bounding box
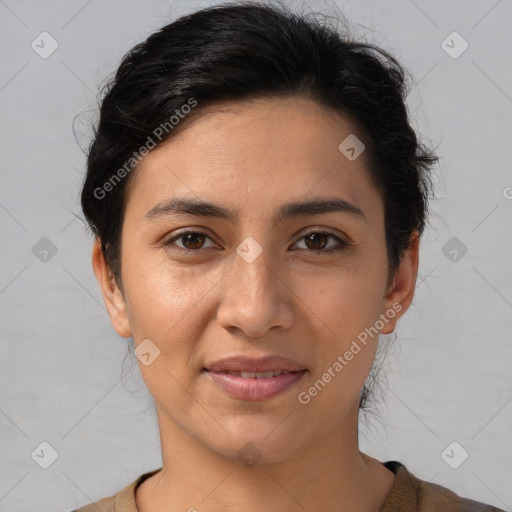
[94,95,418,463]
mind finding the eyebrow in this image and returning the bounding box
[145,196,367,225]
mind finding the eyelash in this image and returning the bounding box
[163,229,349,256]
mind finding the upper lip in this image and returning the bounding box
[204,355,306,373]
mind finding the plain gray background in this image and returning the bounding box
[1,0,511,510]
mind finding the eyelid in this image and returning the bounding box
[164,227,218,250]
[291,229,349,254]
[163,227,350,253]
[299,226,349,242]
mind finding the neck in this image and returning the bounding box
[136,400,395,512]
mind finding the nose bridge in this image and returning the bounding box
[217,235,293,336]
[231,235,276,300]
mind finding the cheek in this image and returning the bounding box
[123,253,203,327]
[295,274,383,417]
[293,261,387,391]
[299,261,386,338]
[122,257,227,361]
[122,263,214,399]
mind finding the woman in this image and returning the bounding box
[73,1,505,510]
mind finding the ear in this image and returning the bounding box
[379,229,420,334]
[91,238,132,338]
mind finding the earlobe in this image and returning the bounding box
[380,230,420,334]
[91,239,132,338]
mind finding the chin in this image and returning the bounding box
[202,424,304,465]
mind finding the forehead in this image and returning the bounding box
[124,96,381,225]
[158,96,365,165]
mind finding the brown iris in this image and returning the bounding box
[180,232,206,250]
[303,232,329,251]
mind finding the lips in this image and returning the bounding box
[204,354,306,374]
[203,355,307,400]
[220,370,293,378]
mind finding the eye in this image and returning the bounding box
[164,229,349,255]
[163,230,217,252]
[292,230,349,255]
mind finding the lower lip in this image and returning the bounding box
[204,370,308,401]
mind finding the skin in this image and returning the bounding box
[92,95,419,512]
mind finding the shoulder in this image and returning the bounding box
[69,493,115,512]
[69,468,162,512]
[381,460,506,512]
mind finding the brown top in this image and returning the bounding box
[71,460,505,512]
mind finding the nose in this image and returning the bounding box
[216,245,294,338]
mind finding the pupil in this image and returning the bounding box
[181,233,329,251]
[306,233,327,250]
[184,233,204,249]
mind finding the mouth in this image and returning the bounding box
[204,369,297,378]
[202,354,308,401]
[203,368,308,401]
[204,354,306,374]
